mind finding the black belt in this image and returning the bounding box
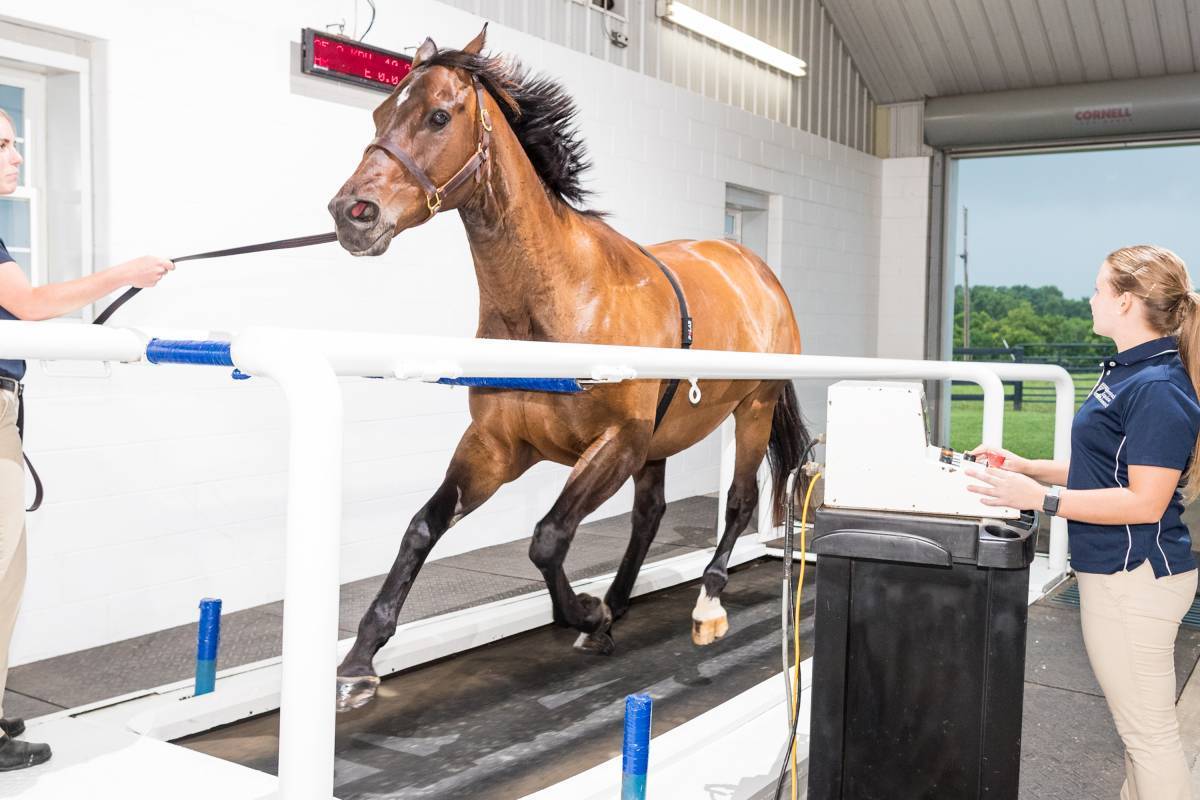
[1,378,43,512]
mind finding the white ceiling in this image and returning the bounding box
[821,0,1200,104]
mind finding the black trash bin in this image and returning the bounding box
[806,507,1037,800]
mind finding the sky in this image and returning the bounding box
[952,143,1200,301]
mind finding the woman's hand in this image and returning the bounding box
[964,466,1045,510]
[967,445,1029,475]
[116,256,175,288]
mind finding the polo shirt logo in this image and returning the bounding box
[1095,383,1116,407]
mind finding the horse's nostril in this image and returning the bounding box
[346,200,379,224]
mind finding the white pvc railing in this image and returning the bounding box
[0,321,1074,800]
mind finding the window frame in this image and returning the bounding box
[0,65,47,286]
[0,38,94,320]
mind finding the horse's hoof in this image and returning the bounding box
[572,595,614,655]
[691,590,729,646]
[577,593,613,632]
[573,629,616,655]
[691,612,729,646]
[336,674,381,712]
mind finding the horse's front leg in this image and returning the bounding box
[529,424,651,656]
[336,425,530,711]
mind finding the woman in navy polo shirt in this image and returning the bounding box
[0,108,172,770]
[969,245,1200,800]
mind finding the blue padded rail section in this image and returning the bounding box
[146,339,235,367]
[437,377,583,393]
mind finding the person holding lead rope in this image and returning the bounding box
[0,107,172,770]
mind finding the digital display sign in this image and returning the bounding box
[300,28,413,93]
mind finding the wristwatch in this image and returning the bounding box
[1042,485,1062,516]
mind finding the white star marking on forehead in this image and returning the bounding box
[394,84,412,108]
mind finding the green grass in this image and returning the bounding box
[948,375,1097,460]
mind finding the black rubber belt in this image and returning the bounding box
[634,243,693,432]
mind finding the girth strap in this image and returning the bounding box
[633,243,693,432]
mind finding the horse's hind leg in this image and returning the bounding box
[529,424,650,656]
[601,459,666,623]
[336,425,531,711]
[692,384,780,646]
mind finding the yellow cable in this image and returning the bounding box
[789,472,821,800]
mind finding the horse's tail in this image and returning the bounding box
[766,380,814,526]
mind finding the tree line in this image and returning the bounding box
[954,285,1105,350]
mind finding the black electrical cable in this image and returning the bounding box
[359,0,376,41]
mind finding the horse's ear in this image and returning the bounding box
[463,23,487,55]
[413,37,438,68]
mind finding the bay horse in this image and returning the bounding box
[327,25,811,711]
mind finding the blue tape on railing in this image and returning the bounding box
[195,597,222,696]
[436,377,583,393]
[146,339,235,367]
[621,693,653,800]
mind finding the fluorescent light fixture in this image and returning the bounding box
[656,0,807,77]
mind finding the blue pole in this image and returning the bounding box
[622,693,653,800]
[195,598,222,696]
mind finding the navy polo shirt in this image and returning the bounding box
[0,237,26,380]
[1068,336,1200,577]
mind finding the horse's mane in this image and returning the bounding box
[422,49,604,217]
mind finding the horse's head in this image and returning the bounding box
[329,26,494,256]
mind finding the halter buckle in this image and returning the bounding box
[426,191,443,218]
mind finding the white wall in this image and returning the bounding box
[876,157,931,360]
[1,0,883,665]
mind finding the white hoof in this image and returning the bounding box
[691,589,729,646]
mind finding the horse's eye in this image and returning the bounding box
[431,110,451,127]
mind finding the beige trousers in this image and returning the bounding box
[1078,560,1198,800]
[0,387,25,719]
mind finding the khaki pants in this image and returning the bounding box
[0,388,24,719]
[1078,561,1199,800]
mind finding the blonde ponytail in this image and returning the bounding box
[1108,246,1200,501]
[1179,290,1200,502]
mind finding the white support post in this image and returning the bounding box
[977,364,1075,579]
[232,330,342,800]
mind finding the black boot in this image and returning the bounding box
[0,718,24,738]
[0,734,51,771]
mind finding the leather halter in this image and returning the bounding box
[364,74,493,221]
